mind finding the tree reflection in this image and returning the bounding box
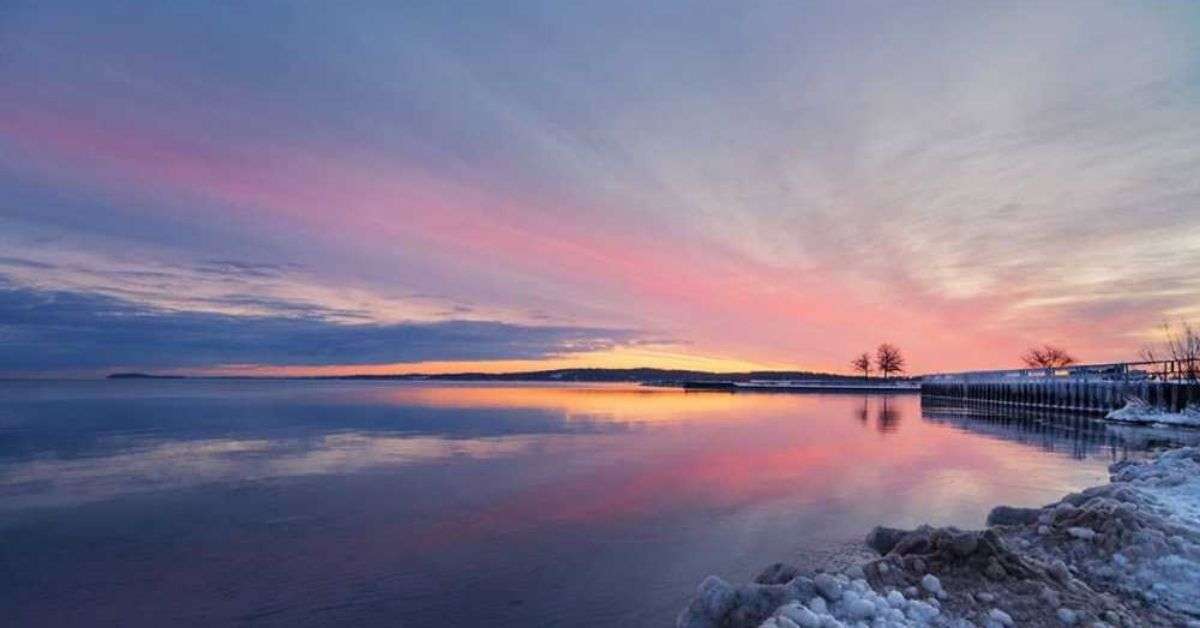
[854,396,904,433]
[876,397,902,433]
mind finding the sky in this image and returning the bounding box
[1,1,1199,377]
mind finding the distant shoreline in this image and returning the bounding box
[105,368,920,385]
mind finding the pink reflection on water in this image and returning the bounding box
[407,389,1108,550]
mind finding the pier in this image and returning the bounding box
[921,360,1200,415]
[682,380,921,393]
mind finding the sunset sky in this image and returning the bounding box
[2,1,1199,376]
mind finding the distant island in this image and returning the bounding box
[107,368,917,384]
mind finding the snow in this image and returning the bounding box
[1100,448,1200,616]
[677,570,954,628]
[679,447,1200,627]
[1106,398,1200,427]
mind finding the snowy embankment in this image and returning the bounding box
[677,448,1200,627]
[1106,398,1200,428]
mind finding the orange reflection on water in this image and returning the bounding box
[353,383,806,423]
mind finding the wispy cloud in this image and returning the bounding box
[0,1,1197,371]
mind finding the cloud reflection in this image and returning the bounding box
[0,433,541,510]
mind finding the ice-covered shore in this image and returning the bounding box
[1106,399,1200,428]
[677,447,1200,627]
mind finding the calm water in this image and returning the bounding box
[1,380,1194,627]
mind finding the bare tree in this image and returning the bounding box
[1020,344,1075,369]
[875,343,905,379]
[851,352,872,380]
[1140,321,1200,380]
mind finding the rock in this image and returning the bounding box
[947,531,980,557]
[726,583,802,628]
[984,560,1007,580]
[807,596,827,615]
[1053,503,1079,521]
[976,592,996,604]
[699,575,736,617]
[865,526,909,555]
[987,505,1042,527]
[1057,607,1079,624]
[894,528,935,556]
[989,608,1014,626]
[755,563,800,585]
[1048,560,1071,582]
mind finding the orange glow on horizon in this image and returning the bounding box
[182,345,799,378]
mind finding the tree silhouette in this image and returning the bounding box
[1021,345,1075,369]
[1140,321,1199,380]
[851,352,872,380]
[876,343,905,379]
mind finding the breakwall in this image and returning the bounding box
[920,378,1200,415]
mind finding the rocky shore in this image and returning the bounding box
[677,447,1200,627]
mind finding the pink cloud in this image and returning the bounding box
[0,108,1144,372]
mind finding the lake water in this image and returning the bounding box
[2,380,1193,627]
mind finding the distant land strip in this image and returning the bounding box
[107,368,919,384]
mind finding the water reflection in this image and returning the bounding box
[852,396,904,433]
[919,398,1200,460]
[1,381,1193,628]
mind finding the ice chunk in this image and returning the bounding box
[921,574,944,596]
[1107,399,1200,427]
[1067,527,1097,541]
[814,573,843,601]
[905,600,939,622]
[844,597,875,619]
[778,602,822,628]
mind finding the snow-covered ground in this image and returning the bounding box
[677,447,1200,627]
[1106,398,1200,428]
